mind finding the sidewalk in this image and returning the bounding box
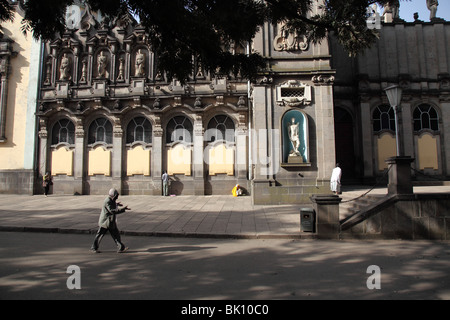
[0,185,449,239]
[0,193,306,239]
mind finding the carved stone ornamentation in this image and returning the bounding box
[273,24,309,52]
[276,80,312,107]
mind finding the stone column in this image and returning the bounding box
[37,117,49,181]
[400,100,414,158]
[313,80,336,183]
[193,113,205,195]
[310,194,341,239]
[73,117,85,195]
[0,57,10,140]
[251,83,275,204]
[151,118,163,195]
[236,126,248,180]
[236,110,248,180]
[360,99,374,178]
[440,99,450,175]
[111,116,123,193]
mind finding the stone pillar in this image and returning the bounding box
[236,126,248,180]
[440,100,450,176]
[360,99,374,178]
[310,194,341,239]
[37,117,49,180]
[151,117,163,195]
[73,117,85,195]
[111,116,123,193]
[386,156,414,195]
[400,101,414,158]
[193,113,205,195]
[313,80,336,182]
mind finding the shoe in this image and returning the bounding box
[90,248,100,253]
[117,247,129,253]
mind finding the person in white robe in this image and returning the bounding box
[330,163,342,194]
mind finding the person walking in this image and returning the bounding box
[90,188,131,253]
[330,163,342,195]
[43,172,52,197]
[162,170,169,196]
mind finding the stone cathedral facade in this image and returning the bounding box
[37,7,252,198]
[1,1,449,205]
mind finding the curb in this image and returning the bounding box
[0,225,316,240]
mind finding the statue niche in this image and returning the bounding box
[282,109,309,164]
[96,50,110,79]
[128,48,150,94]
[59,53,73,81]
[134,48,146,77]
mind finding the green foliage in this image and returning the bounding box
[10,0,410,82]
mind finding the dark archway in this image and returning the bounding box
[334,107,356,180]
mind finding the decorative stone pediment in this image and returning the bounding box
[276,80,312,107]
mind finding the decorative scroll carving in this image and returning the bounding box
[273,24,309,52]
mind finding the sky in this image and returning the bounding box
[385,0,450,22]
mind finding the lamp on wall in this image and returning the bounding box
[384,85,403,156]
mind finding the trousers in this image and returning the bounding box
[91,225,125,251]
[162,180,169,196]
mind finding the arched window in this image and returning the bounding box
[413,104,439,131]
[206,115,235,142]
[52,118,75,145]
[88,117,112,144]
[127,117,152,144]
[166,116,193,143]
[373,105,396,132]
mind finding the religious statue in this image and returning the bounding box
[44,59,52,85]
[427,0,439,20]
[59,53,71,81]
[79,58,87,83]
[135,49,145,77]
[117,57,125,81]
[97,51,109,78]
[287,117,301,157]
[383,0,399,22]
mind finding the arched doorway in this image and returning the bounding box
[334,107,356,180]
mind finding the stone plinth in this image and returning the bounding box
[310,194,342,239]
[385,156,414,195]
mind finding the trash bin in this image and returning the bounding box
[300,208,315,232]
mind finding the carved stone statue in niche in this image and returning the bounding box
[282,109,308,164]
[287,117,301,157]
[97,51,109,78]
[44,59,52,85]
[59,53,71,81]
[117,57,125,81]
[79,58,87,83]
[135,49,145,77]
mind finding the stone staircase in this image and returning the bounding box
[339,187,388,225]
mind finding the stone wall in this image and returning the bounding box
[341,194,450,240]
[0,170,34,195]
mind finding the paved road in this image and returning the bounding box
[1,231,450,301]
